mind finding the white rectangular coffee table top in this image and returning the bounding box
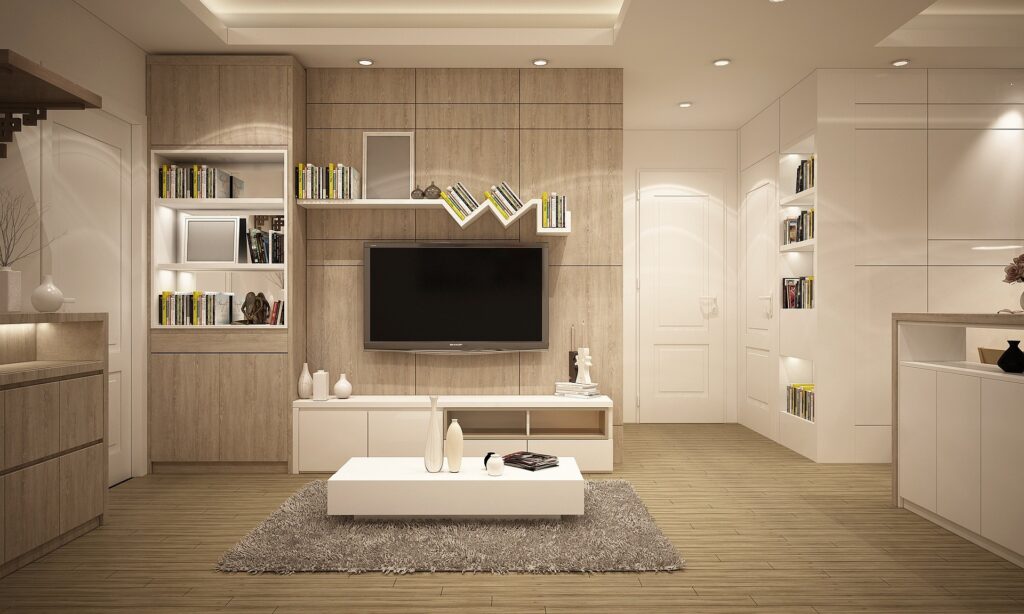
[327,456,584,518]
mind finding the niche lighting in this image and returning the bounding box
[713,59,731,67]
[971,245,1024,251]
[678,101,693,108]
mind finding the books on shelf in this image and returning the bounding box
[502,451,559,471]
[159,164,244,199]
[442,182,483,220]
[156,291,285,326]
[244,215,285,264]
[784,208,815,245]
[786,383,815,421]
[795,155,816,193]
[296,163,361,200]
[555,381,600,399]
[541,192,567,229]
[781,276,814,309]
[484,180,525,220]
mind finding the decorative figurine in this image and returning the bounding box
[424,181,442,199]
[411,185,424,199]
[575,347,593,385]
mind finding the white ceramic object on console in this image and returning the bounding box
[575,347,593,385]
[298,363,313,399]
[312,369,330,401]
[445,418,464,473]
[333,373,352,399]
[31,275,64,312]
[424,396,443,473]
[486,454,504,476]
[0,267,21,312]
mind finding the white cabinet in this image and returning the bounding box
[297,410,367,472]
[898,366,936,512]
[936,372,981,533]
[981,379,1024,555]
[367,411,431,457]
[528,439,614,473]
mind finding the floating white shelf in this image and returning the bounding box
[297,198,445,210]
[155,263,285,272]
[780,187,816,208]
[151,324,286,330]
[781,238,816,253]
[156,197,285,211]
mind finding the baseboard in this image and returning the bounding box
[150,461,288,474]
[903,500,1024,568]
[0,516,100,579]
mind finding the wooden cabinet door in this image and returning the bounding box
[4,458,60,561]
[149,354,220,462]
[59,375,104,451]
[218,353,289,462]
[4,383,60,469]
[59,443,104,533]
[148,64,220,145]
[218,65,291,145]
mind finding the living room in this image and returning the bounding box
[1,0,1024,611]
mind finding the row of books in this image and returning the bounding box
[247,228,284,264]
[157,291,286,326]
[554,381,600,399]
[441,182,484,220]
[782,276,814,309]
[786,383,815,422]
[484,181,526,220]
[159,164,244,199]
[503,451,559,471]
[295,163,361,199]
[784,208,815,245]
[795,156,816,193]
[541,192,567,229]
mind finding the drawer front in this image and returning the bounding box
[297,410,367,472]
[4,457,60,562]
[528,439,613,472]
[59,443,104,533]
[4,382,60,469]
[59,375,104,451]
[368,411,430,457]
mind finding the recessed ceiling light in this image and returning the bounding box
[713,59,731,67]
[678,101,693,108]
[357,59,373,66]
[769,0,785,3]
[891,59,910,67]
[532,59,549,66]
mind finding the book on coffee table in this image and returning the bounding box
[503,451,559,471]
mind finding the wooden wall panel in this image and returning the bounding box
[0,324,36,365]
[148,354,220,462]
[219,354,289,461]
[415,69,519,103]
[148,64,220,145]
[415,354,521,395]
[415,129,520,240]
[520,129,623,265]
[307,104,414,129]
[520,104,623,130]
[308,68,415,103]
[219,66,290,145]
[416,104,519,129]
[520,68,622,103]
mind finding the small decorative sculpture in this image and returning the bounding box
[240,291,270,324]
[575,347,593,385]
[424,181,442,200]
[485,452,504,477]
[411,185,424,199]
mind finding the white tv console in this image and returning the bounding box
[292,394,614,473]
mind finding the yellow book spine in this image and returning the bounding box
[440,192,465,220]
[328,163,335,199]
[161,291,171,325]
[485,192,509,219]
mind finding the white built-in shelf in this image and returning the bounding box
[781,238,816,253]
[156,197,285,211]
[780,409,815,425]
[899,360,1024,384]
[438,394,613,409]
[297,198,445,210]
[155,263,284,272]
[780,187,816,208]
[293,395,433,409]
[152,324,285,330]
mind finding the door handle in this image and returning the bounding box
[699,296,719,316]
[758,294,773,318]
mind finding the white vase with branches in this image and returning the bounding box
[0,188,47,313]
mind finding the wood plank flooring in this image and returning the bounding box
[2,424,1024,613]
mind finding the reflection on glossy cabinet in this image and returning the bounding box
[149,354,220,462]
[898,366,936,512]
[981,378,1024,555]
[4,383,59,469]
[936,372,981,533]
[219,353,289,462]
[4,458,60,561]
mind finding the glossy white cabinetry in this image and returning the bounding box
[898,365,937,512]
[981,379,1024,556]
[936,372,981,533]
[296,410,368,472]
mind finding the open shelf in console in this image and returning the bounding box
[444,410,527,439]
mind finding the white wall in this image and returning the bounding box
[622,130,738,423]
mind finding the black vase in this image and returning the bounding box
[997,340,1024,374]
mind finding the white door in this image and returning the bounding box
[638,170,725,423]
[43,110,133,485]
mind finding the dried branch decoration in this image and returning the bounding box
[0,188,48,269]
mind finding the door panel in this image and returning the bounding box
[638,170,725,423]
[743,183,773,334]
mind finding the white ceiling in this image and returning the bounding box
[881,0,1024,47]
[74,0,1024,130]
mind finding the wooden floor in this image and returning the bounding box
[2,424,1023,613]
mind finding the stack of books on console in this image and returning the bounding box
[440,182,481,220]
[484,180,525,220]
[503,451,559,471]
[554,381,600,399]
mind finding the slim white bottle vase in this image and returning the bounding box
[445,418,463,473]
[297,363,313,399]
[424,396,443,473]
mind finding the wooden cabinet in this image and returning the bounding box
[4,458,60,561]
[4,382,59,469]
[59,444,104,534]
[898,365,937,512]
[148,64,220,146]
[219,65,290,145]
[59,375,104,451]
[981,379,1024,555]
[936,372,981,533]
[149,354,220,462]
[219,353,289,461]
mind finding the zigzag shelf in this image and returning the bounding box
[296,197,571,235]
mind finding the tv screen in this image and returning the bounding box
[364,243,548,351]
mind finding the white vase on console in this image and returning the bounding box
[424,396,443,473]
[297,363,313,399]
[333,373,352,399]
[445,419,464,473]
[312,370,329,401]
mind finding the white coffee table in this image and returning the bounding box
[327,456,584,518]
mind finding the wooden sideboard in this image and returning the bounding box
[0,312,108,578]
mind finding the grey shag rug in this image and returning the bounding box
[217,479,683,574]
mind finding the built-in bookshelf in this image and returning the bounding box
[150,148,288,329]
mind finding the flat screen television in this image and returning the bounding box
[364,242,548,352]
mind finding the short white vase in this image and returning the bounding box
[424,396,443,473]
[445,418,464,473]
[297,363,313,399]
[31,275,64,313]
[0,267,21,313]
[333,373,352,399]
[312,369,329,401]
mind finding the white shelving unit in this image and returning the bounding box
[150,147,289,329]
[780,238,816,253]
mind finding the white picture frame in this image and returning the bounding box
[181,216,241,264]
[362,131,415,199]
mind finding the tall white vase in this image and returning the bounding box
[445,418,464,473]
[297,363,313,399]
[0,267,21,313]
[424,396,443,473]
